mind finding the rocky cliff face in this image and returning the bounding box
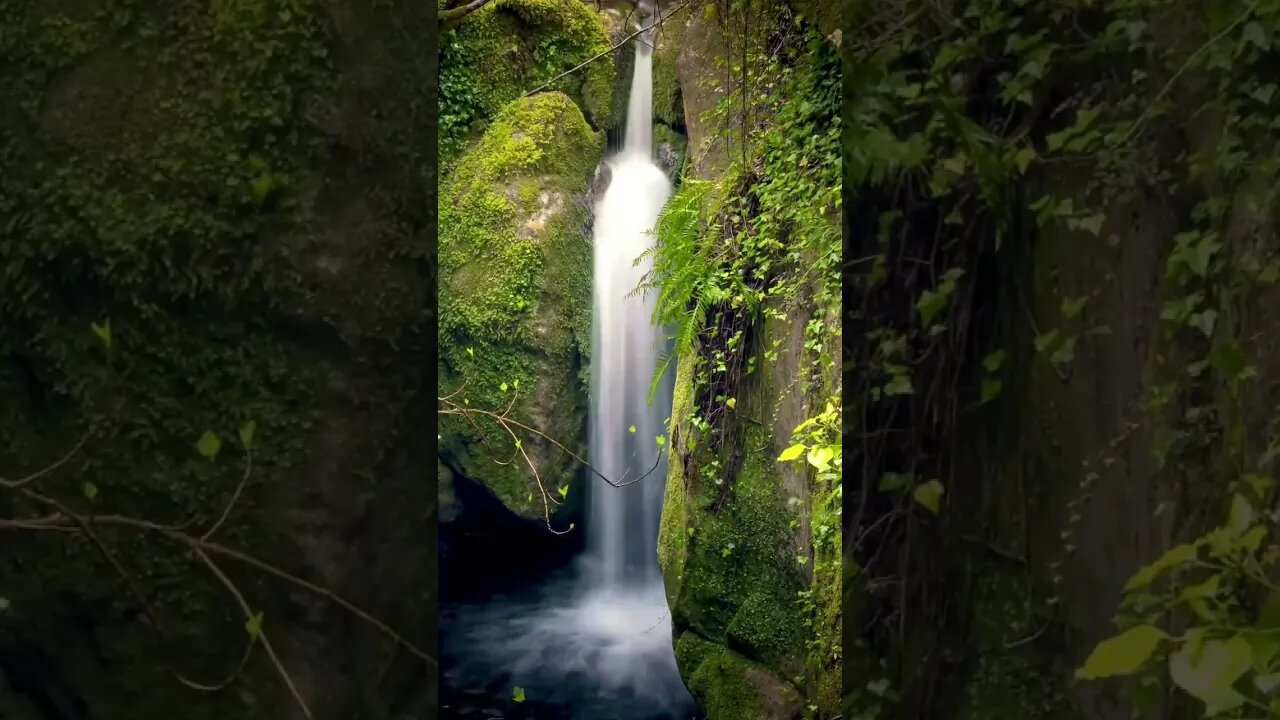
[0,2,435,718]
[654,2,842,717]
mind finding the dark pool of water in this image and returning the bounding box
[440,559,701,720]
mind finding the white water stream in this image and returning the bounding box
[440,29,696,720]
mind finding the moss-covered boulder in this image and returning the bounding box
[0,2,435,718]
[438,92,603,521]
[439,0,614,161]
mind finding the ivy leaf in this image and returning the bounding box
[913,480,944,514]
[238,421,256,451]
[513,687,526,703]
[558,485,569,499]
[655,435,665,448]
[725,397,736,410]
[982,350,1007,372]
[245,611,264,640]
[196,431,222,460]
[1252,84,1277,104]
[1190,310,1218,338]
[500,382,509,393]
[1241,21,1269,51]
[83,482,99,502]
[779,444,806,462]
[1077,625,1166,678]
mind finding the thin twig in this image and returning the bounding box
[0,430,92,489]
[202,449,253,542]
[193,547,312,719]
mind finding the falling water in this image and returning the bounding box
[588,36,673,590]
[439,27,697,720]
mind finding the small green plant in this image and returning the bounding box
[1079,477,1280,717]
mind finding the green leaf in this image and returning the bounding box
[196,431,222,460]
[913,480,944,514]
[238,421,256,450]
[1255,673,1280,694]
[879,472,909,492]
[629,425,636,433]
[1077,625,1166,678]
[725,397,736,410]
[82,482,98,502]
[916,288,949,327]
[1229,494,1253,535]
[1124,543,1197,590]
[0,597,9,612]
[808,446,834,472]
[500,382,509,393]
[245,611,264,640]
[513,687,526,703]
[884,374,913,396]
[779,444,806,462]
[90,319,112,350]
[558,485,569,499]
[1034,330,1060,354]
[1170,636,1251,714]
[1078,214,1105,236]
[655,435,665,447]
[1242,21,1269,51]
[1062,296,1089,319]
[982,350,1007,372]
[1014,146,1036,174]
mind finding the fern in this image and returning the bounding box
[632,179,727,398]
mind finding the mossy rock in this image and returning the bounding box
[676,632,804,720]
[439,0,614,161]
[438,92,603,519]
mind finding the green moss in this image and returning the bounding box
[677,632,798,720]
[438,92,601,516]
[658,352,695,600]
[439,0,614,161]
[653,47,683,128]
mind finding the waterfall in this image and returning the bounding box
[588,39,673,590]
[439,28,697,720]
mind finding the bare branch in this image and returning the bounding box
[439,0,494,30]
[0,510,437,670]
[193,547,311,719]
[0,429,92,489]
